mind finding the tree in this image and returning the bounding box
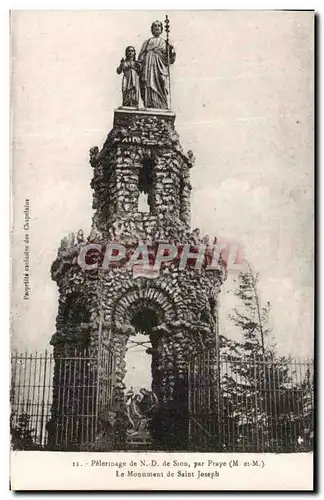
[229,263,273,358]
[220,264,313,452]
[11,412,37,450]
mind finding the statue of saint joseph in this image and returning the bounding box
[138,21,176,109]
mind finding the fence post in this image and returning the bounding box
[95,310,104,436]
[188,358,191,448]
[39,350,48,447]
[253,353,260,451]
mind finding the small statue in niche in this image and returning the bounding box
[67,232,75,247]
[76,229,84,244]
[187,150,196,167]
[191,227,200,245]
[116,46,141,107]
[202,234,210,245]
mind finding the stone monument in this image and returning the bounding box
[49,17,226,451]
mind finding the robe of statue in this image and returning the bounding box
[116,60,140,107]
[138,36,175,109]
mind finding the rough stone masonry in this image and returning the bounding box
[49,107,227,451]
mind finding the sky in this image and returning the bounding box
[11,10,314,387]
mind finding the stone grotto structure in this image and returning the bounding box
[49,20,227,451]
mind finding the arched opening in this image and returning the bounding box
[111,287,182,451]
[131,307,159,334]
[124,305,161,450]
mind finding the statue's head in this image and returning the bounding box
[125,46,136,60]
[151,21,163,37]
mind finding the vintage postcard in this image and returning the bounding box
[10,10,314,491]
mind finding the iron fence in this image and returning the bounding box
[10,347,115,451]
[188,350,314,453]
[10,351,54,450]
[10,347,314,452]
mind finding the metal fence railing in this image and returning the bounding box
[10,351,53,450]
[10,347,115,451]
[10,348,314,452]
[188,351,314,453]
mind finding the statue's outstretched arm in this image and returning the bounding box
[116,58,125,74]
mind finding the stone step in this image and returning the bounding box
[126,430,153,451]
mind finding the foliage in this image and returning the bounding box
[10,412,38,451]
[219,265,314,452]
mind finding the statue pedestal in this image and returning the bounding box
[114,107,176,127]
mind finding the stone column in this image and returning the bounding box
[109,331,128,450]
[179,169,192,227]
[148,329,174,450]
[148,324,192,451]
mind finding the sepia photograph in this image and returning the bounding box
[10,9,314,490]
